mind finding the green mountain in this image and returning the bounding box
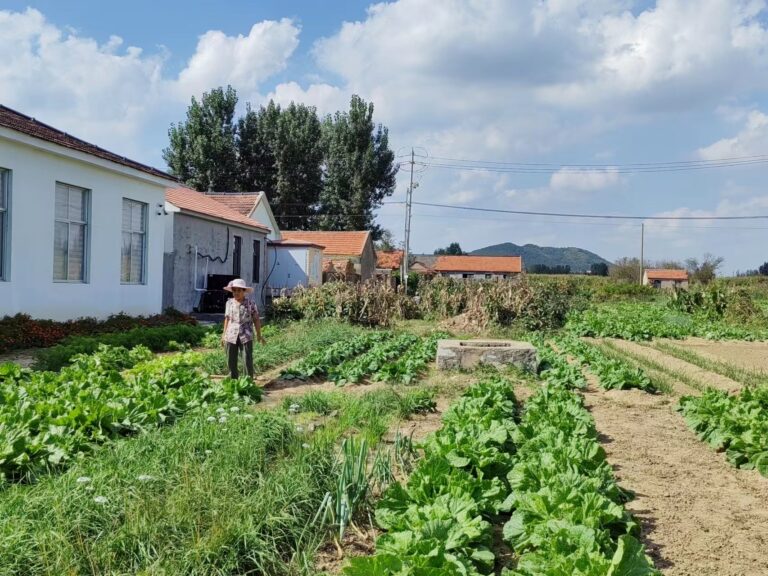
[471,242,611,272]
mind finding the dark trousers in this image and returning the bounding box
[227,338,254,379]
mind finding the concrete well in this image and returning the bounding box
[436,339,538,372]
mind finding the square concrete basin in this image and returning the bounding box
[436,339,537,372]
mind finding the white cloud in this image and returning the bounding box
[698,110,768,159]
[175,19,300,100]
[266,81,347,115]
[0,8,301,163]
[550,168,620,191]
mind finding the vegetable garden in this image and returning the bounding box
[2,277,768,575]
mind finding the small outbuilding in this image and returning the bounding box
[281,230,376,281]
[643,268,689,289]
[164,187,270,313]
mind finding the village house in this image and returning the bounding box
[643,268,689,289]
[281,230,376,281]
[205,192,323,294]
[375,249,404,285]
[433,255,523,279]
[164,187,270,313]
[0,105,177,320]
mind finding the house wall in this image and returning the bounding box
[360,238,376,281]
[439,272,518,280]
[251,199,281,241]
[0,137,167,320]
[268,246,323,291]
[165,213,267,312]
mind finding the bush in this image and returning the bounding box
[32,324,211,371]
[0,310,197,354]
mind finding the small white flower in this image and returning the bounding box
[76,476,92,484]
[137,474,155,482]
[216,407,226,414]
[242,414,254,420]
[302,443,310,449]
[206,416,216,422]
[93,496,108,505]
[295,426,304,432]
[288,403,300,414]
[229,406,240,413]
[218,416,228,424]
[205,450,213,455]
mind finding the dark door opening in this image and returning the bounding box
[233,235,242,277]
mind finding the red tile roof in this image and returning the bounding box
[166,187,270,233]
[376,250,404,269]
[434,255,522,274]
[281,231,371,256]
[0,105,175,182]
[205,192,262,216]
[645,269,688,281]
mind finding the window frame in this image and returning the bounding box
[0,168,9,281]
[53,182,91,283]
[121,198,148,285]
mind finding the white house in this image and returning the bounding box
[0,105,177,321]
[206,193,323,293]
[433,255,523,279]
[164,188,270,312]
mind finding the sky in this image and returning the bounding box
[2,1,768,273]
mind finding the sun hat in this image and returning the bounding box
[223,278,254,293]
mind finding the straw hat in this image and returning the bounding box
[223,278,254,293]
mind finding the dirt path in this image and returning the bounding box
[671,338,768,374]
[583,383,768,576]
[606,339,742,394]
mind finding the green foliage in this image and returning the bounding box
[32,324,211,371]
[591,262,609,276]
[0,345,263,483]
[685,253,724,285]
[163,85,239,191]
[567,302,768,341]
[678,386,768,476]
[318,95,397,238]
[557,336,656,392]
[433,242,464,255]
[344,366,659,575]
[0,310,196,354]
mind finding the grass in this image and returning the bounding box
[199,320,369,376]
[0,385,435,575]
[649,340,768,388]
[597,340,694,393]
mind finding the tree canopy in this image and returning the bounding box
[163,87,397,238]
[434,242,464,255]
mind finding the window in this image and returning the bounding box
[233,235,242,277]
[462,273,474,279]
[54,182,89,282]
[485,273,492,279]
[0,169,8,280]
[252,239,261,284]
[121,199,147,284]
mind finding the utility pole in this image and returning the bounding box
[402,148,415,293]
[639,223,645,286]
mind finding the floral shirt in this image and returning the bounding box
[224,298,259,344]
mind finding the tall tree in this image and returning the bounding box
[163,86,239,191]
[318,95,398,237]
[590,262,609,276]
[686,253,724,285]
[237,101,280,194]
[759,261,768,276]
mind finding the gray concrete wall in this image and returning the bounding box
[360,237,376,281]
[167,213,267,312]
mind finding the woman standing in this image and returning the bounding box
[221,279,265,379]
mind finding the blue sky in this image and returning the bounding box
[2,1,768,272]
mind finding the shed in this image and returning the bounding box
[164,187,270,313]
[643,269,689,289]
[281,230,375,281]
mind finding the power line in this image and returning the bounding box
[412,157,768,174]
[386,200,768,220]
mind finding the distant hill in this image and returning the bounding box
[471,242,611,272]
